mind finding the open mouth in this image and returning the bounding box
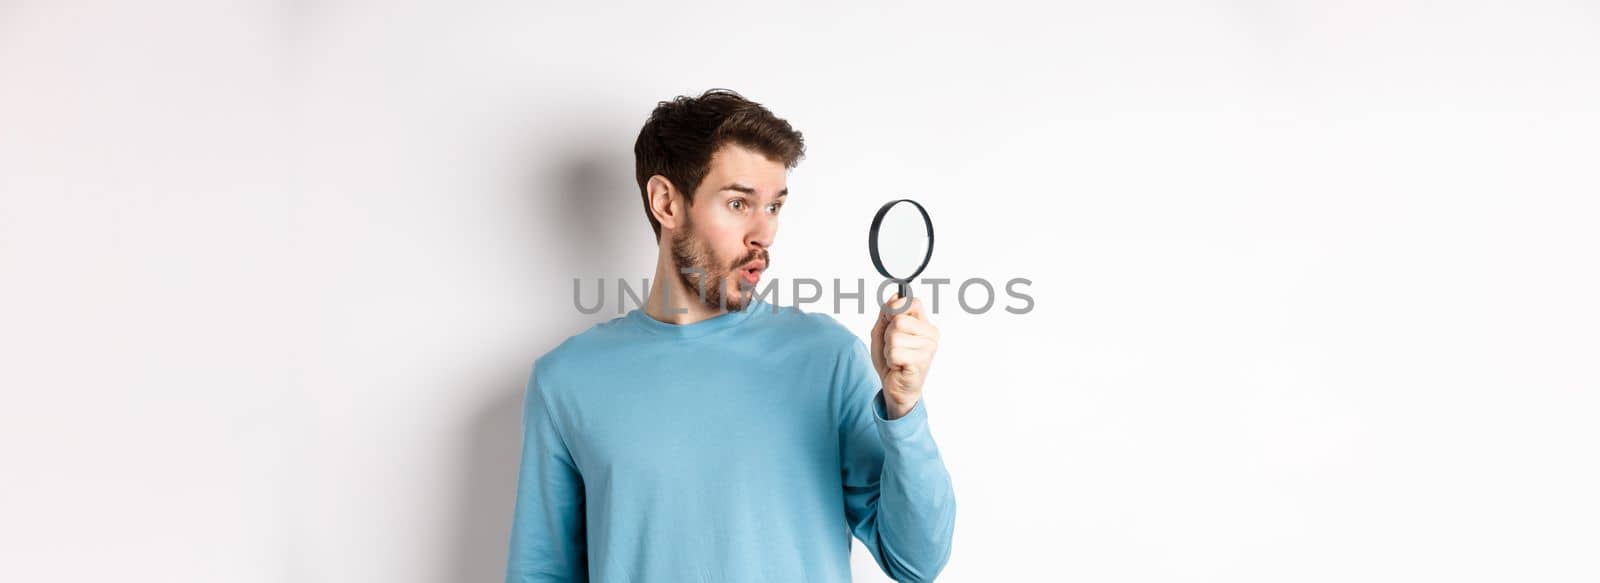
[738,260,765,286]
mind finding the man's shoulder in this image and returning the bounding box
[530,314,633,386]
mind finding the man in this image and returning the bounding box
[505,89,956,582]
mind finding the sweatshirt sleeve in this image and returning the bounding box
[837,337,957,582]
[505,362,588,582]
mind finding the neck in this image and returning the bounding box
[643,254,725,325]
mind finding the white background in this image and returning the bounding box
[3,1,1597,581]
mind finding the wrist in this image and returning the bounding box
[882,392,919,420]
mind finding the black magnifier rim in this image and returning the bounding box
[868,198,935,284]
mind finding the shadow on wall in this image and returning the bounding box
[443,120,644,581]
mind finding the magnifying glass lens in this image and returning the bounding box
[876,206,930,278]
[868,199,935,299]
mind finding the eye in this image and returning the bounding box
[766,202,783,214]
[728,199,746,212]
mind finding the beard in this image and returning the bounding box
[669,215,769,313]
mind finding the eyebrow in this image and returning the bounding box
[719,183,788,197]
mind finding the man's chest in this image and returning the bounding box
[560,356,843,484]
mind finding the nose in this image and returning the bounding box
[746,211,776,251]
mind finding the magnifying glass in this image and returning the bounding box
[868,198,935,299]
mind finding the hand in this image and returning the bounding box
[871,294,940,419]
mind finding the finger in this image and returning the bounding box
[872,303,889,341]
[891,313,937,338]
[880,293,905,321]
[881,293,926,319]
[900,296,926,320]
[886,335,936,354]
[883,329,935,349]
[886,343,933,368]
[883,294,926,320]
[871,310,889,372]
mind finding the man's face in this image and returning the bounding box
[669,144,788,312]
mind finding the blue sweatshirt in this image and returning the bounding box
[505,298,956,582]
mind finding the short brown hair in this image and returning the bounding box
[633,89,806,241]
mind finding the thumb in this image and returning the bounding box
[871,294,894,375]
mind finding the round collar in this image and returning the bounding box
[625,299,769,339]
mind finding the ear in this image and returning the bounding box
[647,174,687,232]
